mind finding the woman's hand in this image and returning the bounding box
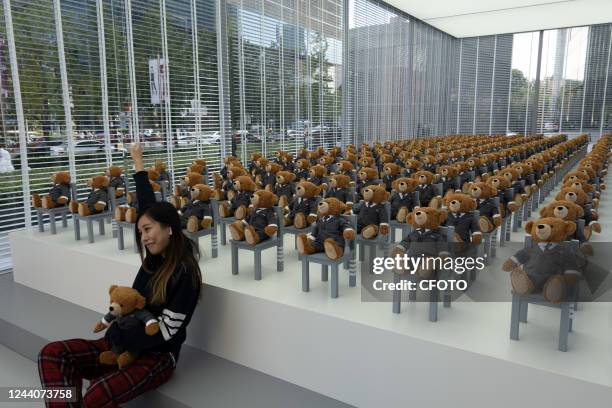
[130,142,145,172]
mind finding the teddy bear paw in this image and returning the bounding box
[99,351,118,365]
[145,322,160,336]
[510,267,534,295]
[117,352,136,369]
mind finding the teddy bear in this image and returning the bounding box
[285,181,320,228]
[358,155,376,169]
[216,166,247,201]
[179,184,214,232]
[466,182,501,232]
[356,167,380,201]
[295,158,310,181]
[555,187,600,227]
[308,164,327,187]
[498,167,528,206]
[390,177,419,223]
[442,193,482,253]
[260,162,282,190]
[106,166,126,198]
[154,160,171,185]
[420,155,437,173]
[352,185,389,239]
[562,179,597,207]
[381,163,402,192]
[93,285,159,369]
[390,207,450,279]
[465,157,486,181]
[228,190,278,245]
[319,155,335,174]
[412,170,436,208]
[335,160,354,178]
[116,168,161,223]
[248,153,263,176]
[281,153,295,172]
[219,175,256,220]
[251,156,268,181]
[32,171,72,209]
[324,174,353,210]
[308,150,321,165]
[502,218,586,303]
[295,198,356,260]
[70,175,109,216]
[485,174,519,218]
[435,165,459,197]
[402,159,421,177]
[187,163,205,175]
[539,200,595,242]
[273,171,296,208]
[170,172,204,209]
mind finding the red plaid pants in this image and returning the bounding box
[38,337,175,408]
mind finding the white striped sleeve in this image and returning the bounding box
[158,309,187,341]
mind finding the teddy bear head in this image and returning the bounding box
[404,159,420,170]
[319,156,334,167]
[562,180,594,194]
[192,159,207,169]
[436,165,458,178]
[307,151,321,161]
[362,185,389,204]
[317,197,346,217]
[188,164,205,174]
[500,167,519,183]
[250,153,262,162]
[265,162,281,174]
[190,184,213,202]
[234,175,256,192]
[184,172,204,187]
[358,155,375,168]
[512,163,533,178]
[413,170,434,185]
[330,174,350,189]
[281,153,293,163]
[421,155,435,165]
[154,160,167,171]
[146,169,161,192]
[392,177,418,194]
[443,193,476,214]
[383,163,401,177]
[453,161,468,174]
[107,285,146,318]
[52,171,71,185]
[276,171,295,185]
[524,217,576,243]
[486,174,510,190]
[579,159,601,173]
[296,159,310,170]
[256,157,269,168]
[525,157,544,172]
[344,151,357,163]
[336,160,354,173]
[358,167,378,181]
[435,152,448,163]
[539,200,584,221]
[88,175,109,189]
[295,181,321,198]
[227,166,247,179]
[407,207,447,229]
[380,154,393,164]
[251,190,277,209]
[309,165,326,178]
[223,156,237,165]
[468,182,497,199]
[106,166,124,178]
[466,157,481,168]
[576,166,596,180]
[555,187,589,205]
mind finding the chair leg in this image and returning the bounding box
[330,264,338,298]
[490,228,497,258]
[277,242,284,272]
[348,243,356,287]
[98,218,105,235]
[442,289,451,308]
[62,211,68,228]
[505,216,511,241]
[519,299,528,323]
[37,210,44,233]
[559,303,570,352]
[231,244,239,275]
[392,273,401,314]
[302,258,310,292]
[74,217,81,241]
[87,220,94,244]
[49,214,57,235]
[321,264,328,282]
[211,231,218,258]
[118,225,125,250]
[220,222,227,245]
[429,287,439,322]
[510,293,520,340]
[254,250,262,281]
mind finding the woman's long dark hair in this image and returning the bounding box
[135,201,201,305]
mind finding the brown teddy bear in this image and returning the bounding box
[295,158,310,181]
[324,174,353,211]
[539,200,595,242]
[116,169,161,223]
[381,163,402,191]
[466,182,501,232]
[153,160,171,185]
[260,162,282,190]
[252,156,268,180]
[442,193,482,245]
[485,174,519,217]
[308,164,327,187]
[413,170,436,208]
[171,172,204,209]
[70,175,110,216]
[502,218,586,303]
[219,175,256,220]
[93,285,159,369]
[353,185,389,239]
[335,160,354,178]
[187,163,205,175]
[229,190,278,245]
[273,171,296,208]
[179,184,214,232]
[356,167,380,200]
[498,167,527,206]
[358,155,375,169]
[280,153,295,172]
[285,181,320,228]
[319,155,335,174]
[555,187,599,226]
[390,177,418,222]
[32,171,72,209]
[391,207,449,278]
[106,166,126,198]
[402,159,421,177]
[216,166,247,201]
[435,165,459,197]
[296,197,356,260]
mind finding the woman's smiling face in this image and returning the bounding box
[138,214,171,255]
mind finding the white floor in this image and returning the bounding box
[0,344,43,408]
[9,151,612,393]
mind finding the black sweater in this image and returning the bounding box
[113,171,200,362]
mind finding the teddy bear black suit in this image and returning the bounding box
[48,184,72,205]
[109,176,125,192]
[353,202,389,233]
[475,197,498,220]
[261,172,276,188]
[86,188,109,214]
[445,212,480,243]
[274,182,295,199]
[390,191,418,219]
[230,190,252,214]
[325,187,351,203]
[244,207,277,241]
[179,200,213,229]
[396,228,448,257]
[309,215,351,251]
[288,196,317,220]
[415,184,434,206]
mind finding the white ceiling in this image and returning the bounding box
[384,0,612,38]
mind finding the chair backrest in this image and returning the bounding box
[466,170,476,183]
[210,198,220,226]
[70,183,78,202]
[575,218,585,240]
[432,183,443,197]
[413,190,421,207]
[479,165,488,175]
[274,205,284,237]
[499,158,507,168]
[107,187,117,212]
[492,196,501,212]
[453,175,463,190]
[504,187,514,201]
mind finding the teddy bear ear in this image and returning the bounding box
[272,194,279,206]
[109,284,118,295]
[407,211,414,225]
[135,293,146,310]
[539,207,548,217]
[565,221,577,237]
[524,220,534,234]
[438,209,448,224]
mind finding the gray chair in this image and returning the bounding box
[391,225,455,322]
[481,197,501,261]
[353,202,392,277]
[230,206,284,280]
[509,237,580,352]
[499,187,514,247]
[300,216,357,298]
[512,180,527,232]
[279,197,322,251]
[182,199,220,258]
[73,186,115,244]
[34,182,75,235]
[389,191,420,243]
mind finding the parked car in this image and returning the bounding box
[50,140,106,156]
[201,131,221,145]
[176,133,198,146]
[232,130,261,144]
